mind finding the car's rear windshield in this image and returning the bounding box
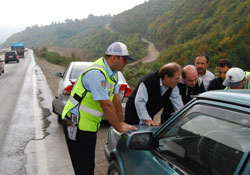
[70,64,91,79]
[5,52,17,56]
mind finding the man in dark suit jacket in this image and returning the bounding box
[125,62,184,125]
[178,65,205,104]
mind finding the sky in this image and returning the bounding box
[0,0,147,44]
[1,0,147,26]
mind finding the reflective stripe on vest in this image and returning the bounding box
[79,105,103,117]
[69,95,103,117]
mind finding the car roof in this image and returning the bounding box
[197,90,250,107]
[6,51,17,53]
[71,61,93,66]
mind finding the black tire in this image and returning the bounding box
[2,69,4,73]
[17,60,19,63]
[107,160,121,175]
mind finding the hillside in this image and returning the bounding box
[109,0,250,88]
[112,0,250,69]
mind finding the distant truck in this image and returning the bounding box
[11,42,25,58]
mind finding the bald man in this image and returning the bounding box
[178,65,205,104]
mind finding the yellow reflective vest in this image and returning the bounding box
[62,58,117,132]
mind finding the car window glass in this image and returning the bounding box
[6,52,16,56]
[63,64,71,80]
[70,64,90,79]
[156,104,250,175]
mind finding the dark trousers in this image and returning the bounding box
[63,124,97,175]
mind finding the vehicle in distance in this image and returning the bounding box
[105,90,250,175]
[5,51,19,63]
[11,42,25,58]
[0,59,4,75]
[52,61,132,122]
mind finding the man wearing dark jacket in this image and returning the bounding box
[178,65,205,104]
[208,59,232,90]
[125,62,184,125]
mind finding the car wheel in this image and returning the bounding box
[17,60,19,63]
[2,69,4,73]
[107,160,121,175]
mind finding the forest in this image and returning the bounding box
[2,0,250,89]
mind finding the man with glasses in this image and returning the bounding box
[61,42,137,175]
[125,62,184,125]
[178,65,205,104]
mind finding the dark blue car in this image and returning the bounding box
[105,90,250,175]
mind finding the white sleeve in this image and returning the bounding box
[170,86,184,111]
[134,83,152,122]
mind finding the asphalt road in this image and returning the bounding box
[0,50,74,175]
[0,53,32,174]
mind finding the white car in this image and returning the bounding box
[52,61,132,123]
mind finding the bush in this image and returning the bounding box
[33,47,79,66]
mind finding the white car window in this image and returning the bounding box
[70,64,90,80]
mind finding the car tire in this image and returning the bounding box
[2,69,4,73]
[107,160,121,175]
[17,60,19,63]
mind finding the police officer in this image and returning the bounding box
[223,67,250,89]
[62,42,137,175]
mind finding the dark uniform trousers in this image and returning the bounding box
[63,124,97,175]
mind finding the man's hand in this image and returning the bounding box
[143,120,160,126]
[99,100,136,133]
[117,122,137,133]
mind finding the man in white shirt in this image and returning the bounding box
[125,62,184,126]
[194,53,215,91]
